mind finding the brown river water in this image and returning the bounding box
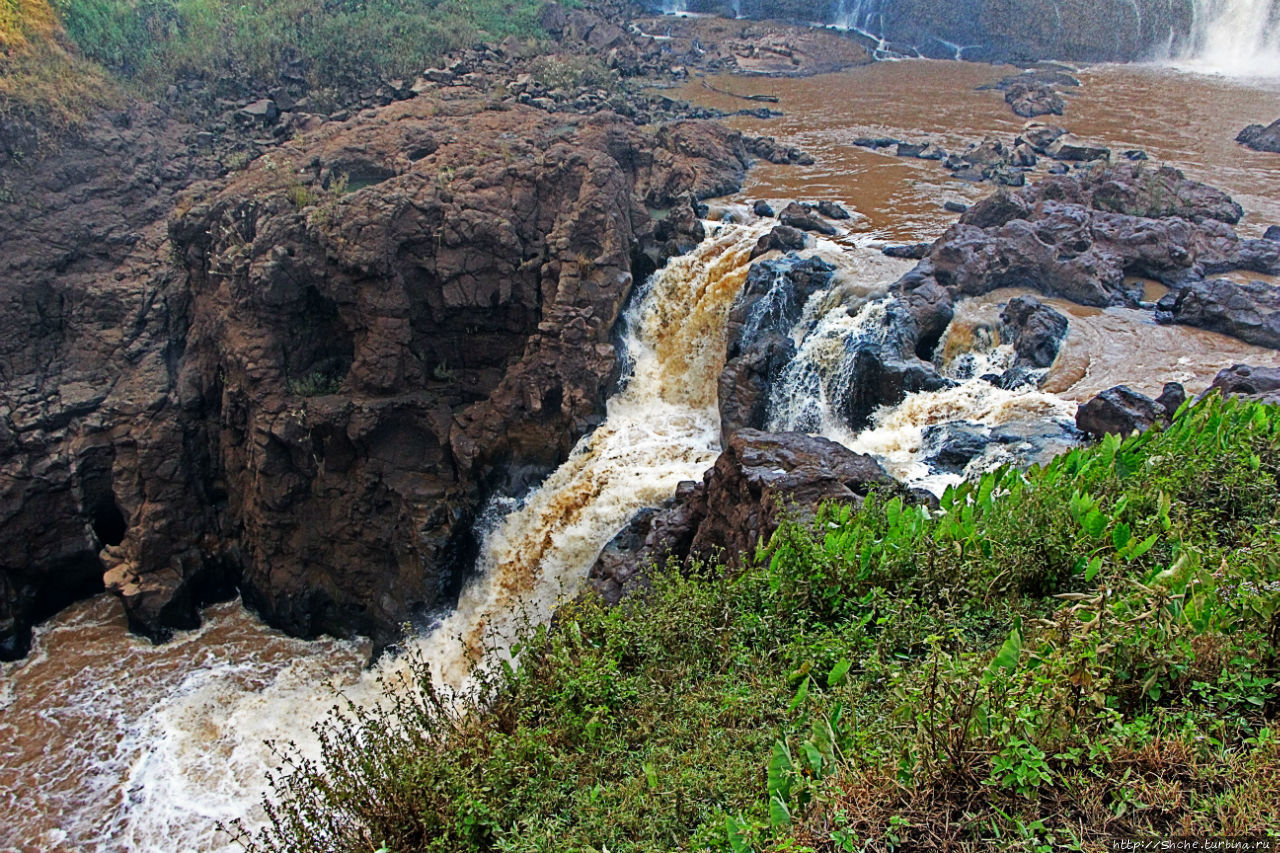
[4,60,1280,853]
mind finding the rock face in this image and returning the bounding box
[1238,119,1280,154]
[586,429,899,602]
[0,92,760,657]
[718,254,835,440]
[1157,278,1280,349]
[668,0,1198,63]
[891,162,1264,313]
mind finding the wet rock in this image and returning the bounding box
[961,189,1032,228]
[896,141,927,157]
[1123,149,1149,161]
[1020,122,1069,154]
[588,491,696,606]
[718,334,795,441]
[921,421,990,472]
[779,202,838,235]
[1155,381,1187,415]
[1265,226,1280,242]
[687,430,899,567]
[1237,119,1280,154]
[1157,278,1280,349]
[1005,80,1065,118]
[917,143,948,161]
[0,91,758,656]
[746,135,814,165]
[1206,364,1280,404]
[817,200,851,220]
[1046,134,1110,162]
[1000,295,1069,369]
[1076,385,1168,437]
[962,137,1008,167]
[720,255,835,439]
[753,199,775,217]
[749,224,807,259]
[1011,143,1038,167]
[882,243,932,260]
[853,136,900,149]
[944,200,969,213]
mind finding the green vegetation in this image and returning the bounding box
[49,0,548,95]
[235,395,1280,852]
[3,0,549,133]
[0,0,114,132]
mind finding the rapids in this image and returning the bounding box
[6,46,1280,853]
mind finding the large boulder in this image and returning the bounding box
[1206,364,1280,405]
[1076,384,1177,437]
[1157,278,1280,349]
[1000,295,1069,369]
[1237,119,1280,154]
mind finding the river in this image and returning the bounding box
[4,50,1280,853]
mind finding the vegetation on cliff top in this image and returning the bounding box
[0,0,114,129]
[234,393,1280,852]
[2,0,549,131]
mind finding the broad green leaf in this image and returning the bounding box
[827,658,852,688]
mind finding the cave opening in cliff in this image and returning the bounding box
[91,499,127,547]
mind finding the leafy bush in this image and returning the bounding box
[236,395,1280,852]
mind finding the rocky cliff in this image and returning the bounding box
[0,78,765,658]
[651,0,1196,62]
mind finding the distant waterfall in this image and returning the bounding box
[1183,0,1280,76]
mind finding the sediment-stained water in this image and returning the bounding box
[5,55,1280,852]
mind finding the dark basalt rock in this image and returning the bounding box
[1157,278,1280,349]
[586,429,903,602]
[1206,364,1280,404]
[1000,296,1069,370]
[921,421,991,472]
[897,162,1257,314]
[0,89,760,657]
[817,200,852,220]
[1005,80,1066,118]
[721,254,835,439]
[1237,119,1280,154]
[750,224,807,259]
[779,202,839,235]
[1264,226,1280,243]
[882,243,932,260]
[1076,385,1170,437]
[753,199,775,217]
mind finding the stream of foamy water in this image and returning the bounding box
[0,223,769,853]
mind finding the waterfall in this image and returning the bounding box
[1182,0,1280,76]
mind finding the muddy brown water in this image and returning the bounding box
[678,60,1280,241]
[5,59,1280,853]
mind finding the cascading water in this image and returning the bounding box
[1182,0,1280,76]
[0,222,768,853]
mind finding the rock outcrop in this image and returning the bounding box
[663,0,1197,63]
[587,429,900,603]
[1237,119,1280,154]
[0,89,763,657]
[891,162,1268,313]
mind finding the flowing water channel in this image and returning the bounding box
[5,47,1280,853]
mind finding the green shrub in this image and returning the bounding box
[236,395,1280,852]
